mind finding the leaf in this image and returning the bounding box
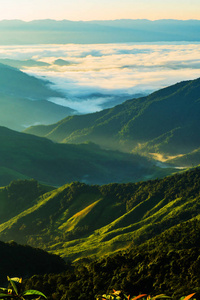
[7,276,18,295]
[10,278,22,284]
[131,294,147,300]
[113,291,122,296]
[123,294,130,300]
[182,293,196,300]
[0,293,13,298]
[153,295,171,299]
[22,290,47,299]
[0,289,9,293]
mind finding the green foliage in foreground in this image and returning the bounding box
[0,276,46,300]
[96,290,196,300]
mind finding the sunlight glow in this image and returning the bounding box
[0,0,199,21]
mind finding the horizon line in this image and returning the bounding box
[0,18,200,23]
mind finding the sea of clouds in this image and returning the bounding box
[0,42,200,113]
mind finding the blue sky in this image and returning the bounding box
[0,0,200,21]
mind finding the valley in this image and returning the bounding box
[25,77,200,168]
[0,21,200,299]
[0,126,173,187]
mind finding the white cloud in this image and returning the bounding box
[0,42,200,113]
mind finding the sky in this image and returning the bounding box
[0,0,200,21]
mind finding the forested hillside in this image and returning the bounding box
[0,168,200,263]
[0,240,66,286]
[0,64,75,131]
[0,179,54,223]
[1,75,200,300]
[25,77,200,165]
[22,218,200,300]
[0,63,60,99]
[0,126,172,186]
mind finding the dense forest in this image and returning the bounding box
[0,168,200,261]
[1,168,200,260]
[0,240,66,286]
[0,168,200,300]
[0,125,168,187]
[22,218,200,300]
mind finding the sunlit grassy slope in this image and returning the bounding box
[0,168,199,262]
[166,148,200,167]
[23,216,200,300]
[25,77,200,165]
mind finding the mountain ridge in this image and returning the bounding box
[0,167,199,262]
[0,125,172,187]
[0,19,200,44]
[25,77,200,166]
[0,63,75,131]
[22,216,200,300]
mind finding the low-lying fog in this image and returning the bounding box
[1,42,200,114]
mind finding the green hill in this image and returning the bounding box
[23,218,200,300]
[0,126,169,187]
[0,240,66,285]
[25,77,200,166]
[0,58,50,69]
[0,93,75,131]
[0,63,60,100]
[0,168,199,263]
[0,179,54,223]
[0,64,75,131]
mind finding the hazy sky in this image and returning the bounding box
[0,0,200,21]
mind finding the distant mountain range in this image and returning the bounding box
[0,63,75,131]
[0,58,50,69]
[0,19,200,44]
[25,77,200,167]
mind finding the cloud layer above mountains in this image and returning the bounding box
[0,42,200,113]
